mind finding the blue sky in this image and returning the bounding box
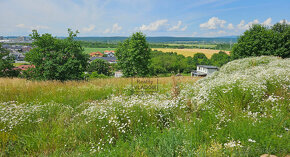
[0,0,289,37]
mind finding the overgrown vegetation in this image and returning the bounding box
[0,56,289,156]
[87,59,112,76]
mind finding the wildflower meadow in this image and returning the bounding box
[0,56,289,156]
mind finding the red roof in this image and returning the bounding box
[90,51,103,57]
[15,65,35,71]
[104,50,115,53]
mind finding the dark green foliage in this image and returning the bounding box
[25,29,89,81]
[149,51,188,75]
[88,59,111,76]
[210,51,231,67]
[0,43,19,77]
[116,32,151,77]
[192,53,210,66]
[89,72,109,78]
[271,21,290,58]
[231,22,290,59]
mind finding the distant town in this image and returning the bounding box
[0,36,117,65]
[0,36,32,64]
[0,36,32,43]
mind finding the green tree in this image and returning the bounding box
[210,51,231,67]
[115,32,151,77]
[231,22,290,59]
[88,59,111,76]
[271,20,290,58]
[0,43,19,77]
[192,53,210,68]
[184,56,196,73]
[25,29,89,81]
[149,51,189,75]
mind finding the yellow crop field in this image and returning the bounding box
[152,48,230,58]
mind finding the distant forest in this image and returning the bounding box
[74,36,237,44]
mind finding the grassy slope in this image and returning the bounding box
[0,56,289,156]
[0,77,198,106]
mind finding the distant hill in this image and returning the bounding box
[74,36,237,43]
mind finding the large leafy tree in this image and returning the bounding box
[88,59,111,76]
[231,22,290,59]
[192,53,210,67]
[210,51,231,67]
[271,20,290,58]
[25,29,89,81]
[0,43,19,77]
[115,32,151,77]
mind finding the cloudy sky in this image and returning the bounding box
[0,0,289,37]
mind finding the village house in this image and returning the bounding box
[89,51,103,57]
[9,51,25,61]
[191,65,218,77]
[104,50,115,57]
[21,46,32,52]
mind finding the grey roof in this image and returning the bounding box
[90,57,117,62]
[197,65,219,69]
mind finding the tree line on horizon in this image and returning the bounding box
[0,21,289,80]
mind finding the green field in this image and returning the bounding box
[83,48,116,54]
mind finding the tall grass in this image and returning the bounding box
[0,56,289,156]
[0,76,198,106]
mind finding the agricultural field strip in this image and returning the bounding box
[152,48,230,58]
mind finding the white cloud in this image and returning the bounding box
[237,19,259,30]
[192,32,198,37]
[16,24,49,30]
[31,25,50,30]
[139,19,168,31]
[200,17,226,29]
[16,24,26,28]
[181,26,188,31]
[168,21,188,31]
[262,18,272,26]
[103,28,111,34]
[168,21,181,31]
[237,20,246,30]
[82,24,95,33]
[227,23,234,29]
[103,23,122,34]
[111,23,122,33]
[279,19,290,24]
